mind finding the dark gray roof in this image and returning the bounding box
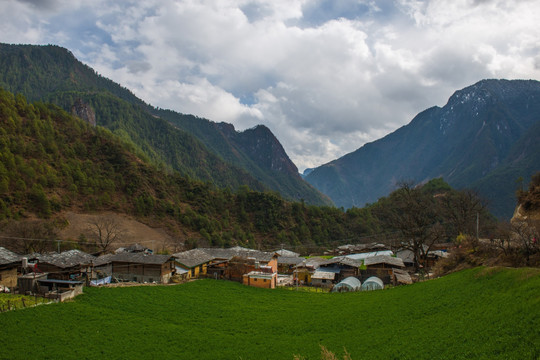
[173,249,215,268]
[278,256,305,266]
[93,254,115,267]
[38,250,95,269]
[364,255,405,268]
[393,268,413,284]
[173,247,277,268]
[0,247,21,266]
[276,249,300,257]
[110,253,173,265]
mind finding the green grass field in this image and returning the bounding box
[1,267,539,359]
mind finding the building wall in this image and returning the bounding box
[0,267,17,288]
[112,262,174,283]
[243,274,276,289]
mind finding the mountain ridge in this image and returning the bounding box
[306,79,540,218]
[0,43,331,206]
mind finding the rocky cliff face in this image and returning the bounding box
[71,98,96,126]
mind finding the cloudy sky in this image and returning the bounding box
[1,0,540,171]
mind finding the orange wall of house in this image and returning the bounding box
[243,275,276,289]
[268,257,278,273]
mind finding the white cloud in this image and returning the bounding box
[1,0,540,171]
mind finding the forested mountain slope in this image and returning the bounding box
[0,43,330,205]
[306,79,540,218]
[0,88,364,250]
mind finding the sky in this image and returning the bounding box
[1,0,540,172]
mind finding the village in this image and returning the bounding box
[0,242,450,303]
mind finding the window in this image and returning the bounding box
[263,279,267,282]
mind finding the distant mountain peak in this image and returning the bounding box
[306,78,540,218]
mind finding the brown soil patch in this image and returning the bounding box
[58,211,176,253]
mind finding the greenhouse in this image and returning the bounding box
[361,276,384,291]
[331,276,361,292]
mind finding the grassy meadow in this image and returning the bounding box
[1,267,539,359]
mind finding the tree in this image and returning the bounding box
[1,219,58,254]
[439,189,487,238]
[373,182,445,271]
[87,216,125,253]
[511,218,539,266]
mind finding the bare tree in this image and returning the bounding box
[374,182,445,272]
[87,216,125,253]
[1,219,58,254]
[511,218,539,266]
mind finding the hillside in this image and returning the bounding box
[1,267,539,359]
[0,88,374,251]
[306,79,540,218]
[0,43,331,206]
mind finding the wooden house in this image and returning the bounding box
[318,257,362,282]
[311,270,336,288]
[173,249,214,279]
[277,256,304,274]
[362,255,405,284]
[109,253,175,284]
[294,257,326,284]
[35,250,95,281]
[0,247,21,289]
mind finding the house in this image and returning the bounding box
[311,270,337,288]
[109,253,176,283]
[173,248,215,279]
[277,256,305,274]
[242,266,277,289]
[396,248,449,269]
[0,247,21,289]
[294,257,326,284]
[362,255,405,284]
[318,256,362,282]
[34,250,95,281]
[36,278,84,301]
[173,247,280,282]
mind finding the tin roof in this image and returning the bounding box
[364,255,405,268]
[312,270,336,280]
[321,256,362,268]
[0,247,21,266]
[346,250,394,261]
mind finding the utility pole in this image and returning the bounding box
[476,212,479,242]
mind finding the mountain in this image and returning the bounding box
[0,87,368,250]
[305,79,540,218]
[0,43,331,206]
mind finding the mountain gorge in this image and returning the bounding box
[306,79,540,218]
[0,43,330,206]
